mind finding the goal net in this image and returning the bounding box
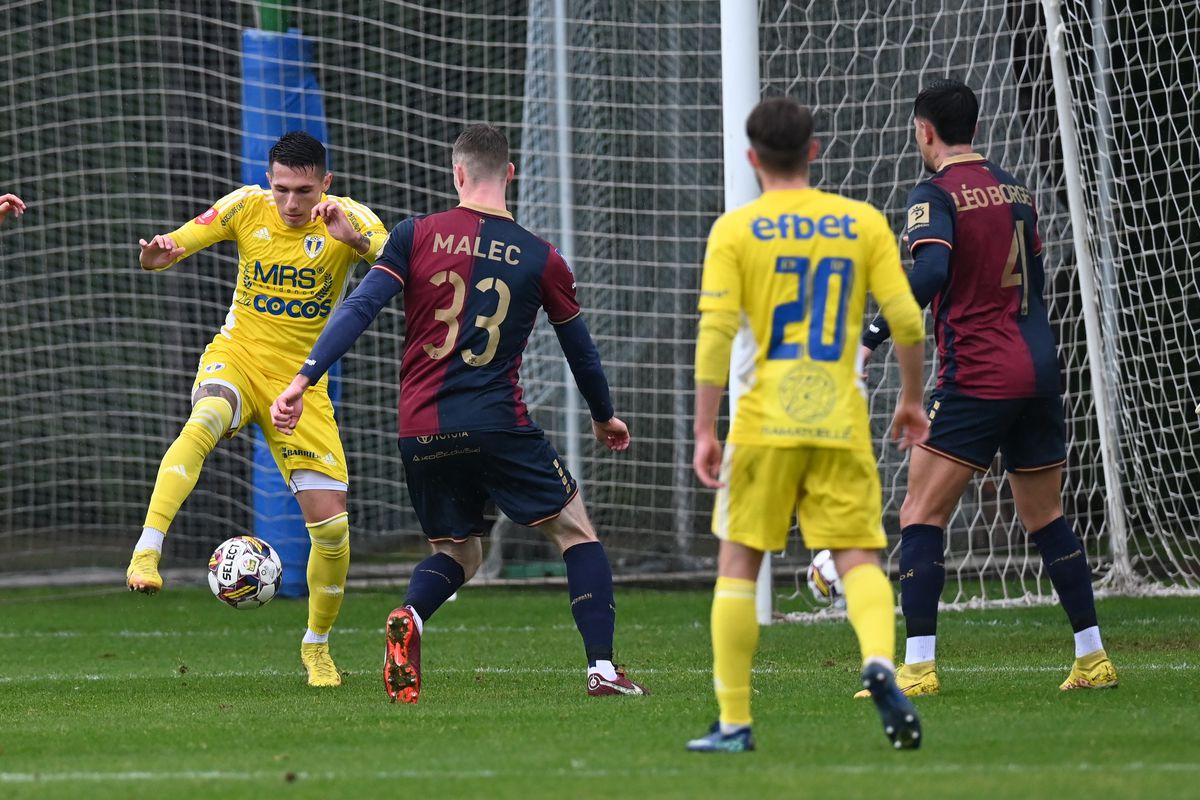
[0,0,1195,604]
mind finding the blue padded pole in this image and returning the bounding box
[241,28,336,598]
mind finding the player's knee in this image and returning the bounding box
[192,384,238,419]
[179,396,234,450]
[1019,507,1064,535]
[540,496,597,552]
[899,492,952,529]
[434,538,482,580]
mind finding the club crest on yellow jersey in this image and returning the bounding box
[304,234,326,259]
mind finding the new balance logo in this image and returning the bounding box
[254,226,271,241]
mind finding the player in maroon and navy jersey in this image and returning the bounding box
[860,79,1117,696]
[271,125,647,703]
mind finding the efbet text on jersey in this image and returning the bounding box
[750,213,859,241]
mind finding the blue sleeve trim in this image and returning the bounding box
[553,316,614,422]
[299,267,403,382]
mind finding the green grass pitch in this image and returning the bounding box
[0,587,1197,799]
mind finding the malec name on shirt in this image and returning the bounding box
[432,232,522,265]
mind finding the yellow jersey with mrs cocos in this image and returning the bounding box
[155,185,388,377]
[698,188,923,450]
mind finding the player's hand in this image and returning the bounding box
[0,193,27,226]
[271,377,310,435]
[692,431,725,489]
[311,201,359,247]
[859,345,875,381]
[138,235,186,269]
[890,400,930,451]
[592,416,630,451]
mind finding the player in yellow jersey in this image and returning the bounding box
[686,98,929,753]
[124,132,387,687]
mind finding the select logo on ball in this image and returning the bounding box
[207,536,284,609]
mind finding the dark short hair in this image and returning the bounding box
[452,125,510,180]
[913,79,979,146]
[268,131,327,173]
[745,97,814,175]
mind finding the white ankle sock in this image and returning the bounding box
[407,606,424,635]
[302,629,329,645]
[719,722,750,735]
[1074,626,1103,658]
[135,527,165,553]
[905,635,937,665]
[588,659,617,680]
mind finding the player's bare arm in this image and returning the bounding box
[691,382,725,489]
[138,234,187,269]
[889,341,929,450]
[311,200,371,255]
[0,193,27,225]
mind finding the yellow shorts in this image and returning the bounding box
[712,443,885,552]
[193,341,349,486]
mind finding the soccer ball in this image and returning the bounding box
[806,549,845,607]
[207,536,283,609]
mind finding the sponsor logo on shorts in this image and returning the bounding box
[203,363,225,373]
[280,446,318,460]
[415,432,470,445]
[195,207,218,225]
[779,363,837,424]
[410,447,481,462]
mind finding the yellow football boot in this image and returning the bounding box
[1059,650,1118,690]
[126,549,163,594]
[854,660,939,699]
[301,642,342,687]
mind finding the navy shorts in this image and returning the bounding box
[922,390,1067,473]
[398,428,578,542]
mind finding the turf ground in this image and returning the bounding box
[0,587,1196,799]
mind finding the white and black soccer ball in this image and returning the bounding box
[806,549,845,608]
[207,536,283,609]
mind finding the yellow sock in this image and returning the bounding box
[306,512,350,635]
[842,562,896,665]
[711,576,759,727]
[143,397,232,532]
